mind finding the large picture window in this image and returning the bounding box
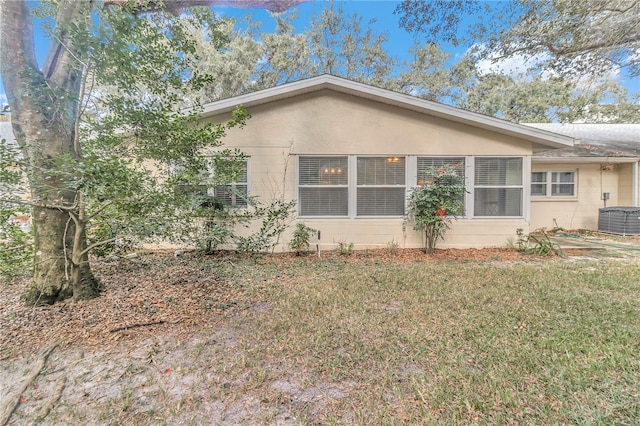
[298,156,349,216]
[357,157,406,216]
[531,171,576,197]
[474,157,523,216]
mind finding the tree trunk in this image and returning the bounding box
[1,1,100,304]
[1,0,303,304]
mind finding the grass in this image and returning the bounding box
[235,257,640,424]
[4,251,640,424]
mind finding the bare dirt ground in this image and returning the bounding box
[1,238,638,425]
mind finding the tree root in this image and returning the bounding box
[0,342,59,426]
[31,376,66,426]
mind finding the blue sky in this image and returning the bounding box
[1,0,638,105]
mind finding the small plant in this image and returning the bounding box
[289,222,317,255]
[336,240,354,256]
[406,164,467,254]
[386,239,399,256]
[515,228,565,257]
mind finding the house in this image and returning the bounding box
[198,75,578,250]
[525,123,640,232]
[5,76,636,249]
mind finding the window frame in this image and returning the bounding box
[297,155,350,218]
[531,170,577,198]
[356,156,407,217]
[297,155,407,218]
[473,157,525,218]
[296,155,529,220]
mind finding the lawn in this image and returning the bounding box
[1,249,639,424]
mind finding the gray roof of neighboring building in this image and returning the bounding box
[525,123,640,160]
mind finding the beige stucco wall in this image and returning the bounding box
[203,89,534,250]
[617,162,639,206]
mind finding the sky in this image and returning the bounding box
[1,0,638,106]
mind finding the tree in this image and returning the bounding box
[396,0,640,78]
[0,0,302,304]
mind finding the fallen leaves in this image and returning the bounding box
[0,248,527,360]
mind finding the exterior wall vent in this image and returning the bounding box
[598,207,640,236]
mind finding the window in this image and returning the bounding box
[474,157,523,216]
[213,160,249,208]
[531,171,576,197]
[173,158,249,209]
[531,172,547,196]
[357,157,406,216]
[299,156,349,216]
[417,157,466,214]
[298,156,406,217]
[298,155,528,219]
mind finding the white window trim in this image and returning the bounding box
[297,155,350,218]
[355,156,407,218]
[531,169,577,199]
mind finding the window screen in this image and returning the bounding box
[531,171,547,196]
[551,171,575,196]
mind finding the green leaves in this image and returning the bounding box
[406,165,467,253]
[0,204,32,278]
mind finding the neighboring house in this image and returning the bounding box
[525,123,640,231]
[199,75,576,250]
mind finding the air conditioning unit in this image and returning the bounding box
[598,207,640,236]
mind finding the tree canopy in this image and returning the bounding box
[395,0,640,78]
[0,0,301,303]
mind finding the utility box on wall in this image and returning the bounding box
[598,207,640,236]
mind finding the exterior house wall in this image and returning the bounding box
[530,163,617,230]
[208,90,533,250]
[617,162,637,206]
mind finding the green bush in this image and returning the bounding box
[289,222,317,255]
[406,165,466,253]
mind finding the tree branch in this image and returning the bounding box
[547,33,640,55]
[79,237,117,258]
[103,0,308,14]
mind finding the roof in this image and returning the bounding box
[200,75,575,150]
[525,123,640,163]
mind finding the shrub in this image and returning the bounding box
[289,223,317,255]
[336,240,354,255]
[406,164,466,254]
